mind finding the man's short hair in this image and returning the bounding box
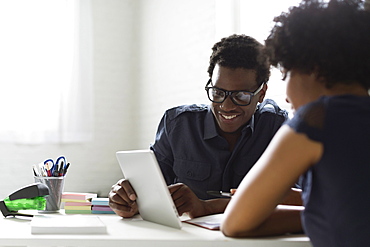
[208,34,270,86]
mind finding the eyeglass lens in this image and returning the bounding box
[208,88,252,105]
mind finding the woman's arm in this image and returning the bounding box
[281,188,303,206]
[221,125,322,237]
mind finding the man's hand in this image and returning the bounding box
[108,179,139,218]
[168,183,208,218]
[169,183,230,219]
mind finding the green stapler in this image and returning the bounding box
[0,183,49,217]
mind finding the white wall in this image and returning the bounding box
[133,0,291,147]
[0,0,138,198]
[0,0,218,199]
[135,0,216,147]
[0,0,291,199]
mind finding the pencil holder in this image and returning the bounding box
[34,176,65,213]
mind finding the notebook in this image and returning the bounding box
[31,215,107,234]
[116,150,182,229]
[184,213,223,230]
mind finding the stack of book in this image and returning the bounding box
[91,198,115,214]
[62,192,97,214]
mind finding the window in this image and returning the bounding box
[0,0,93,144]
[215,0,302,115]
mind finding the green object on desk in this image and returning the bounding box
[0,182,50,217]
[3,196,46,211]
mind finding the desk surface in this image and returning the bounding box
[0,212,312,247]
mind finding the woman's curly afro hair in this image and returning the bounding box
[265,0,370,89]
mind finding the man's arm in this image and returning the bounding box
[150,112,177,185]
[169,183,230,218]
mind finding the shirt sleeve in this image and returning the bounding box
[150,111,176,185]
[286,100,326,143]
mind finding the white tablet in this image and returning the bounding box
[116,150,182,229]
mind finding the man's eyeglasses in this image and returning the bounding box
[205,79,264,106]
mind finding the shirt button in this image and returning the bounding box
[187,171,193,177]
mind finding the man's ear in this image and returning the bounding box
[258,84,268,103]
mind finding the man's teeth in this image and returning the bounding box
[222,114,237,119]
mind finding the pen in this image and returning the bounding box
[55,156,66,176]
[63,163,70,176]
[53,164,60,177]
[32,165,38,176]
[39,165,46,177]
[36,162,44,177]
[32,156,70,177]
[44,160,53,177]
[206,191,234,198]
[58,161,64,176]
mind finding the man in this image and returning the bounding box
[109,34,289,219]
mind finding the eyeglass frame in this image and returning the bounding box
[205,79,264,106]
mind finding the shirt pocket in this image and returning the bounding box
[173,158,211,181]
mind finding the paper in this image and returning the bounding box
[64,205,92,210]
[62,192,97,201]
[184,213,224,230]
[31,215,107,234]
[91,198,109,206]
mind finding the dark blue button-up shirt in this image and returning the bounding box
[150,99,288,199]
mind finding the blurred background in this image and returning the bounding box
[0,0,301,198]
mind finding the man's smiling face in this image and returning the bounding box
[210,64,266,134]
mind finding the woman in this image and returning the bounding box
[221,1,370,246]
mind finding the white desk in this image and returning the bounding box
[0,212,312,247]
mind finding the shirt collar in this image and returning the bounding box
[204,108,217,139]
[204,107,255,140]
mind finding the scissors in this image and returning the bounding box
[43,156,66,177]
